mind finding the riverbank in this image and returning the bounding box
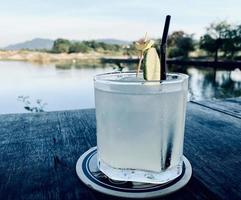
[0,50,134,63]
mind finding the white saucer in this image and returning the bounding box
[76,147,192,199]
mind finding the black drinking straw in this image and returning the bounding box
[160,15,171,81]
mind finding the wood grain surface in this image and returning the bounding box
[0,99,240,200]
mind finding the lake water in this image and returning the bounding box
[0,60,241,114]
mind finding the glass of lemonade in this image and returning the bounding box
[94,71,189,184]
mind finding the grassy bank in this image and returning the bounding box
[0,50,134,64]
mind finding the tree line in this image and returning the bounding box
[52,39,123,54]
[200,21,241,60]
[166,21,241,60]
[52,21,241,61]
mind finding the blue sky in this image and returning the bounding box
[0,0,240,47]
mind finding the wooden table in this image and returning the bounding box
[0,98,241,200]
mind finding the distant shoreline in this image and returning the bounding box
[0,50,135,64]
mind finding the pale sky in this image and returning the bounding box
[0,0,240,47]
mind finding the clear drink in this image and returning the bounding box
[94,72,188,184]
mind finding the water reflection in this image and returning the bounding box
[55,61,109,70]
[185,67,241,100]
[231,69,241,82]
[77,62,241,100]
[0,60,240,114]
[55,63,72,70]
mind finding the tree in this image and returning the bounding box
[52,39,125,54]
[168,31,185,46]
[82,40,100,50]
[167,31,195,58]
[52,39,71,53]
[222,26,241,58]
[199,34,217,56]
[199,21,241,60]
[68,42,89,53]
[199,21,230,61]
[206,21,230,39]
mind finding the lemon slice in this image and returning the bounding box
[143,47,161,81]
